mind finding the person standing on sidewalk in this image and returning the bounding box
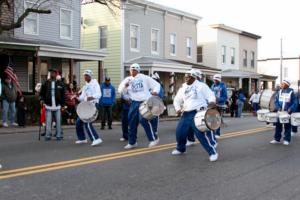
[270,80,297,145]
[1,76,18,127]
[236,89,246,118]
[99,77,116,130]
[40,69,65,141]
[249,90,260,116]
[75,70,102,147]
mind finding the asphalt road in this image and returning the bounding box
[1,116,300,200]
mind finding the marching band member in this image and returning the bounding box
[211,74,228,138]
[270,80,297,145]
[75,70,102,147]
[118,63,161,149]
[172,69,219,162]
[120,90,131,141]
[150,72,164,135]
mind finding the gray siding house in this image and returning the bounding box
[0,0,106,93]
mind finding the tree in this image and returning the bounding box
[0,0,121,34]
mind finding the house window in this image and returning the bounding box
[230,48,235,65]
[197,46,203,63]
[24,1,38,35]
[130,24,140,51]
[251,51,255,68]
[99,26,107,49]
[186,37,192,58]
[151,29,159,54]
[221,46,226,64]
[243,50,247,67]
[170,33,176,56]
[60,9,72,39]
[283,67,288,78]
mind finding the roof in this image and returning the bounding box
[258,57,300,61]
[0,37,107,61]
[210,24,261,40]
[222,69,277,80]
[128,0,202,21]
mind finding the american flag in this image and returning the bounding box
[4,63,23,95]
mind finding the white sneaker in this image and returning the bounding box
[91,138,103,146]
[2,123,8,127]
[209,153,219,162]
[120,137,126,142]
[171,149,184,155]
[11,122,18,126]
[148,138,159,148]
[124,143,138,149]
[283,140,290,146]
[291,132,297,137]
[270,140,280,144]
[186,140,196,147]
[215,135,221,139]
[75,139,88,144]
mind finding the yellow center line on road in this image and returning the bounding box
[0,126,273,180]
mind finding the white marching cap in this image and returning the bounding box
[83,69,93,77]
[185,69,198,78]
[213,74,222,81]
[130,63,141,72]
[282,79,291,86]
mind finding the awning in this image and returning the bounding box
[125,56,192,73]
[222,69,262,79]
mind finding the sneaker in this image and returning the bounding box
[11,122,18,126]
[124,143,138,149]
[91,138,103,147]
[2,123,8,127]
[75,139,88,144]
[214,143,218,148]
[101,126,105,130]
[215,135,221,139]
[108,126,112,130]
[283,140,290,146]
[186,140,196,147]
[209,153,219,162]
[148,138,160,148]
[291,132,297,137]
[45,137,51,141]
[56,137,63,141]
[270,140,280,144]
[120,137,127,142]
[171,149,184,155]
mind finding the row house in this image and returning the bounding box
[81,0,220,95]
[197,24,276,95]
[0,0,106,93]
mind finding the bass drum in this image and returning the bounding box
[194,108,221,132]
[139,96,165,120]
[259,89,276,112]
[76,101,98,123]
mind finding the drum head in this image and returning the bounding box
[146,96,165,116]
[76,102,98,123]
[204,109,221,130]
[259,89,276,111]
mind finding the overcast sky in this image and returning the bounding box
[149,0,300,59]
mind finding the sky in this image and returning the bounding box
[149,0,300,59]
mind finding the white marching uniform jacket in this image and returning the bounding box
[174,80,216,112]
[78,79,102,104]
[118,74,160,102]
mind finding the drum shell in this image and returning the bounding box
[259,89,276,111]
[265,112,278,123]
[139,102,155,120]
[291,113,300,126]
[139,96,165,120]
[257,109,269,122]
[278,112,290,124]
[194,110,208,132]
[194,109,221,132]
[76,102,98,123]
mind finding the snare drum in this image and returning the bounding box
[76,101,98,123]
[265,112,278,123]
[259,89,276,111]
[278,111,290,124]
[194,108,221,132]
[257,109,270,122]
[139,96,165,120]
[291,113,300,126]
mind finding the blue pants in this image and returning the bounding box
[76,117,100,141]
[150,116,159,134]
[292,125,298,133]
[274,121,291,142]
[128,101,158,145]
[187,130,217,147]
[237,101,244,117]
[121,108,129,140]
[252,103,259,112]
[214,127,221,137]
[46,109,62,138]
[175,110,217,155]
[2,100,16,124]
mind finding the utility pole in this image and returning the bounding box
[280,38,283,83]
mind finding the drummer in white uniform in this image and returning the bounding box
[172,69,219,162]
[75,70,102,146]
[270,79,297,145]
[118,63,161,149]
